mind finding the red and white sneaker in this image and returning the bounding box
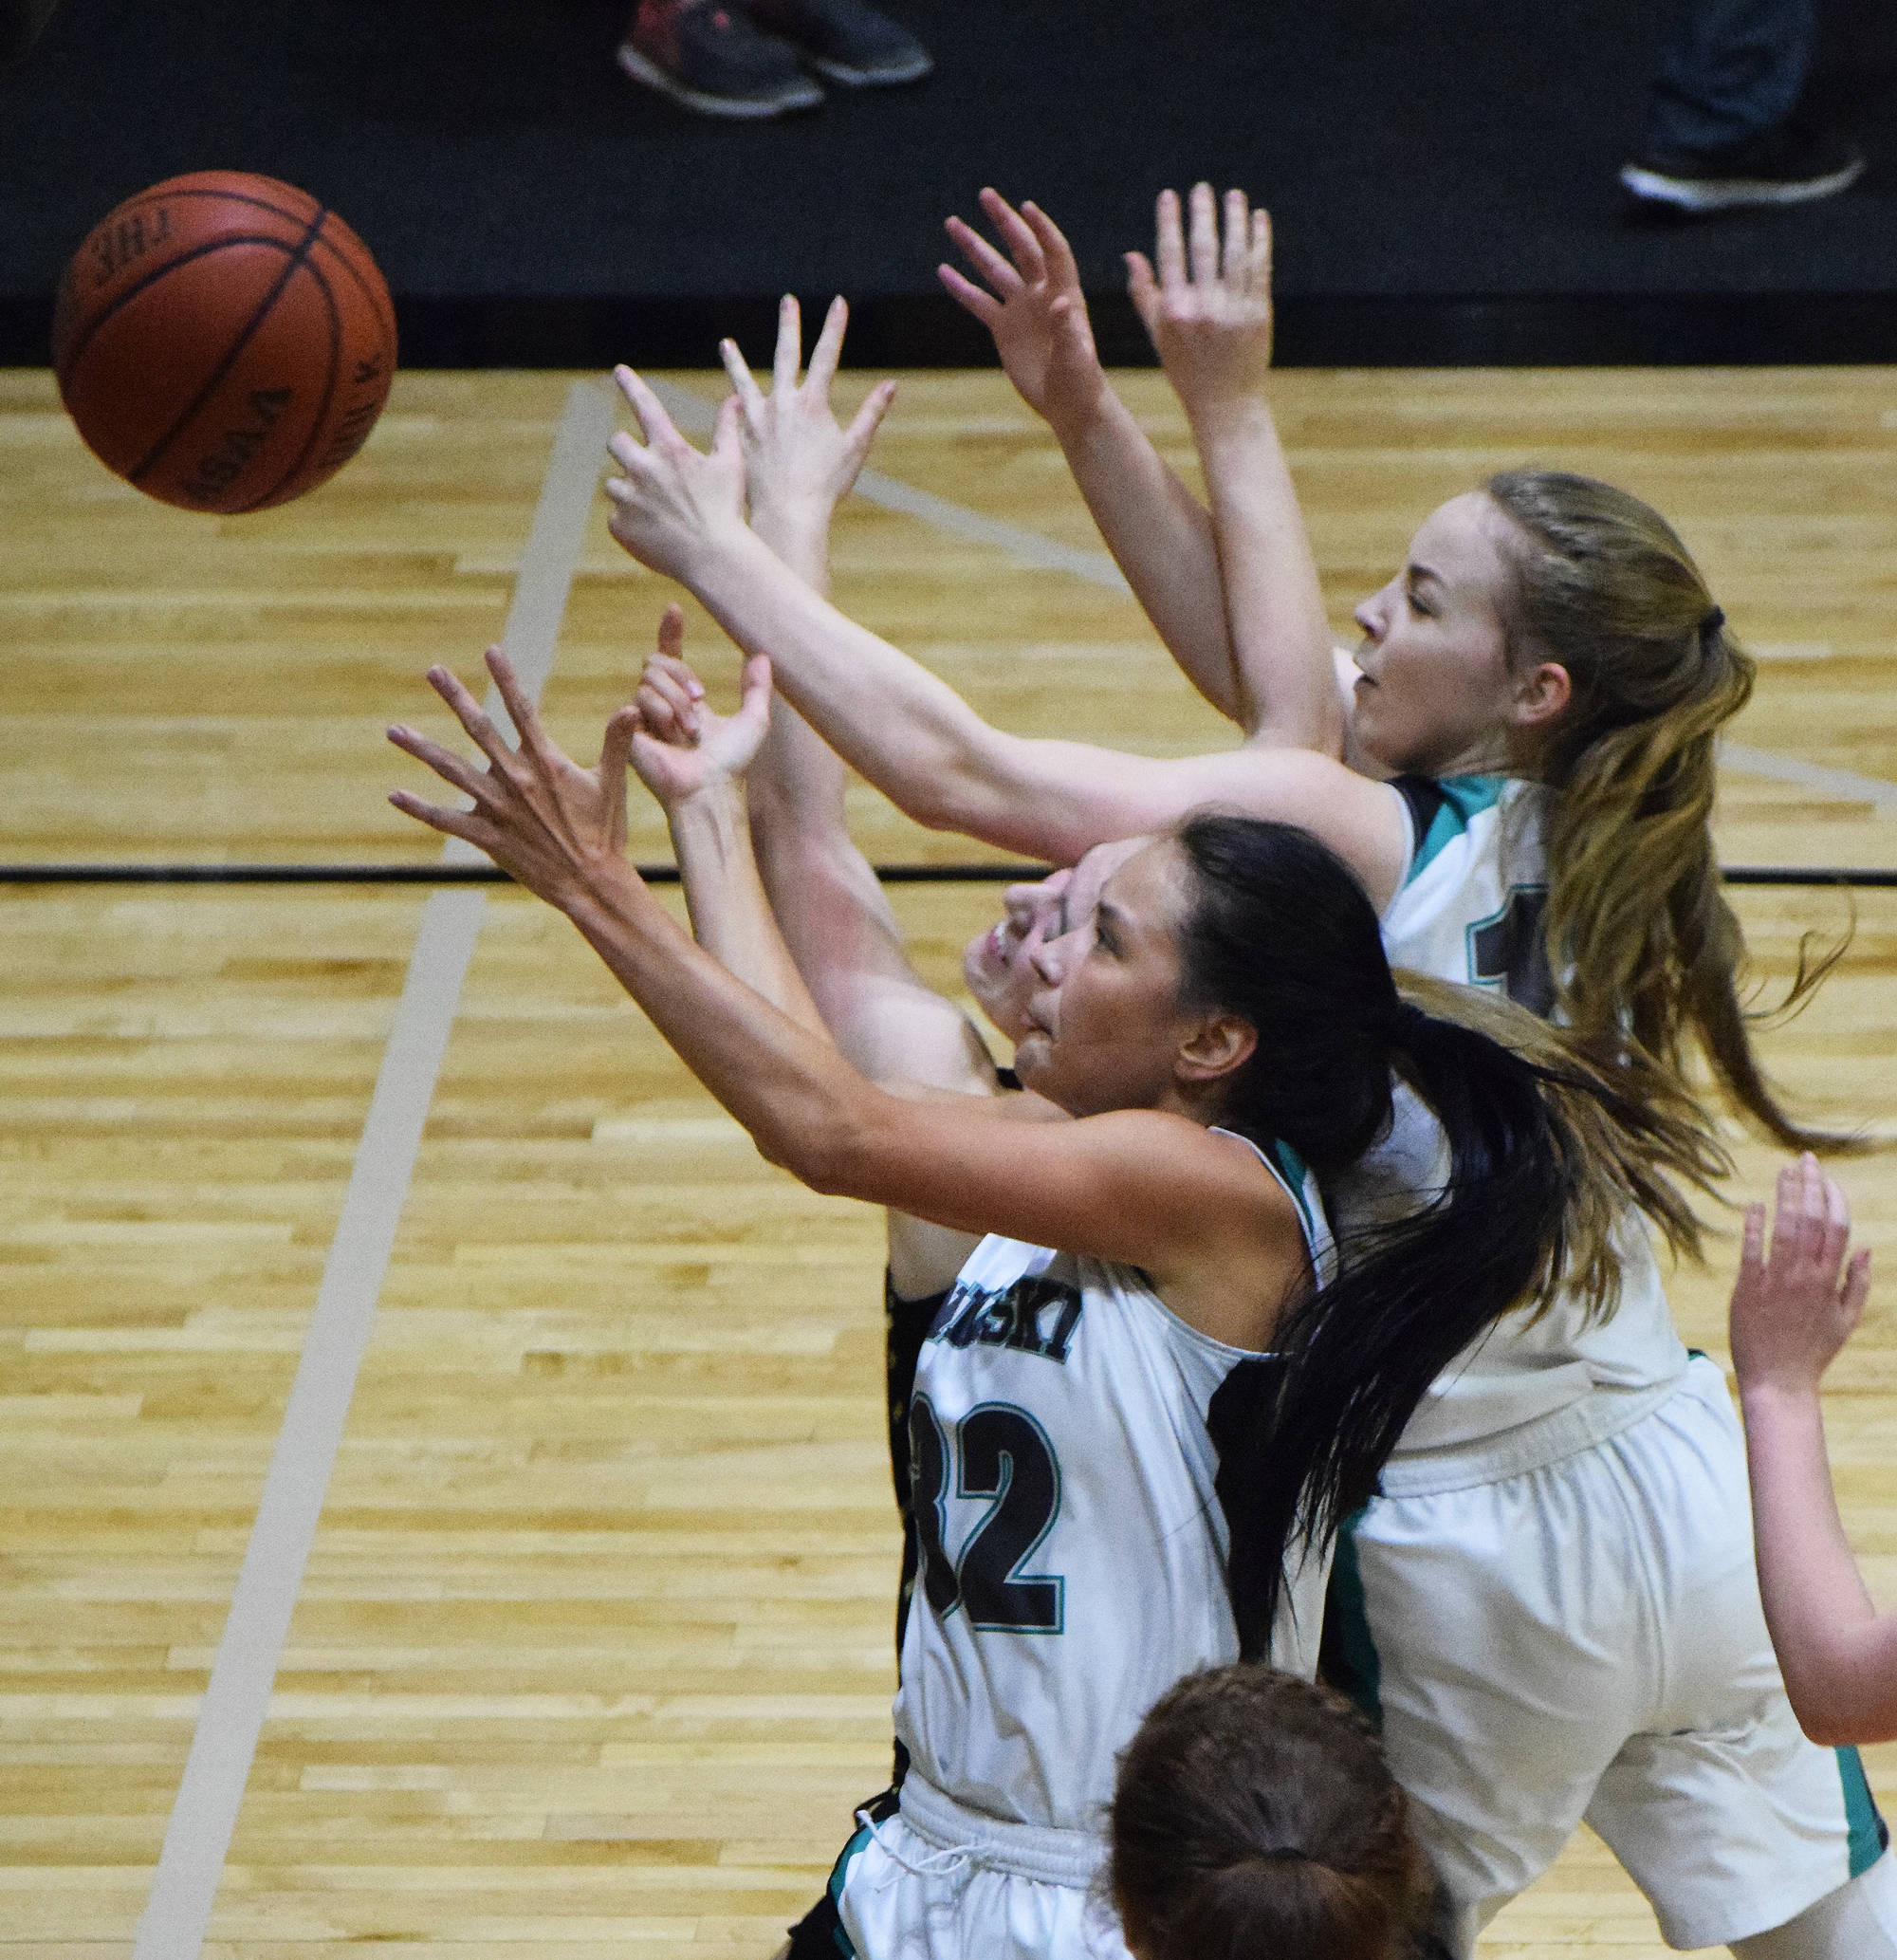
[617,0,823,119]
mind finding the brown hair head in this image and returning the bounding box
[1483,469,1846,1150]
[1109,1664,1432,1960]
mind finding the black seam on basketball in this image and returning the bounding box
[73,187,396,377]
[56,234,298,383]
[98,185,322,233]
[308,229,398,355]
[235,253,342,512]
[128,205,333,490]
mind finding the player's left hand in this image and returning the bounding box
[1729,1153,1873,1398]
[605,369,749,581]
[720,295,895,557]
[386,647,641,914]
[627,605,774,815]
[1127,183,1274,418]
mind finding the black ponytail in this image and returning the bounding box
[1171,814,1713,1654]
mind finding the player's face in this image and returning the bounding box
[1013,838,1199,1118]
[963,838,1145,1042]
[1349,491,1530,776]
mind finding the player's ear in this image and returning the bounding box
[1175,1012,1256,1087]
[1509,657,1571,730]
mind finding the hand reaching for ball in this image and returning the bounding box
[604,367,751,582]
[625,605,774,818]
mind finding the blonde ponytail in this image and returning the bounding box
[1485,470,1850,1150]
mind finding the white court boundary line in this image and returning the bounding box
[131,379,615,1960]
[649,377,1897,818]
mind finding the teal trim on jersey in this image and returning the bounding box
[1263,1137,1317,1242]
[1837,1746,1887,1877]
[1326,1509,1384,1731]
[1405,773,1511,886]
[823,1822,872,1956]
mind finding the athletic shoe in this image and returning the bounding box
[746,0,932,85]
[617,0,823,119]
[1619,120,1866,216]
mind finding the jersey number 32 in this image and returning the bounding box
[909,1395,1064,1634]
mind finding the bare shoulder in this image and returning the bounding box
[1149,1124,1315,1349]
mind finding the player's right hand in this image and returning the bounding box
[1127,184,1275,419]
[939,190,1107,439]
[1729,1153,1873,1398]
[605,370,749,581]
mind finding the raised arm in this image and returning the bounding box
[384,650,1301,1328]
[1128,186,1341,755]
[1730,1156,1897,1745]
[601,372,1412,905]
[939,190,1240,720]
[715,296,1000,1097]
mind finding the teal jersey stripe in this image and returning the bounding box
[1324,1509,1384,1730]
[1264,1137,1317,1242]
[1406,772,1511,884]
[1837,1745,1888,1877]
[823,1822,873,1955]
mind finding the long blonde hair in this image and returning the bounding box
[1484,469,1845,1150]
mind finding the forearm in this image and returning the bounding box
[1192,397,1341,752]
[1056,389,1243,723]
[686,530,1042,850]
[1740,1381,1897,1742]
[667,779,830,1041]
[562,858,881,1178]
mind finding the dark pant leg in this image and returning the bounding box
[1644,0,1818,152]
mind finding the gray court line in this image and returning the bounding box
[1720,741,1897,816]
[650,378,1897,816]
[131,378,614,1960]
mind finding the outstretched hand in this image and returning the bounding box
[605,367,749,583]
[627,604,774,814]
[1730,1154,1873,1397]
[721,295,895,555]
[387,647,641,914]
[1127,183,1274,417]
[939,189,1106,439]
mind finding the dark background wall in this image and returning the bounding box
[4,0,1894,365]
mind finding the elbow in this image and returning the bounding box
[896,766,981,836]
[757,1106,876,1199]
[1781,1664,1894,1749]
[1792,1697,1858,1750]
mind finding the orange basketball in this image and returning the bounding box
[53,172,397,513]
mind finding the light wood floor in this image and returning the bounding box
[3,364,1896,1958]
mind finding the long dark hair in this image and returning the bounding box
[1172,814,1719,1644]
[1110,1664,1431,1960]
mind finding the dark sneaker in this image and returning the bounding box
[618,0,823,119]
[746,0,932,85]
[1620,120,1866,215]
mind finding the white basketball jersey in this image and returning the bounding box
[893,1137,1334,1834]
[1359,775,1687,1476]
[1379,774,1555,1013]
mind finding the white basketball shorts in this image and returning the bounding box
[1326,1356,1886,1953]
[801,1775,1130,1960]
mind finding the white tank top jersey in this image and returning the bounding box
[892,1135,1335,1835]
[1358,774,1689,1487]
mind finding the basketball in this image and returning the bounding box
[52,171,396,513]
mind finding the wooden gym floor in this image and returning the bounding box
[3,362,1895,1958]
